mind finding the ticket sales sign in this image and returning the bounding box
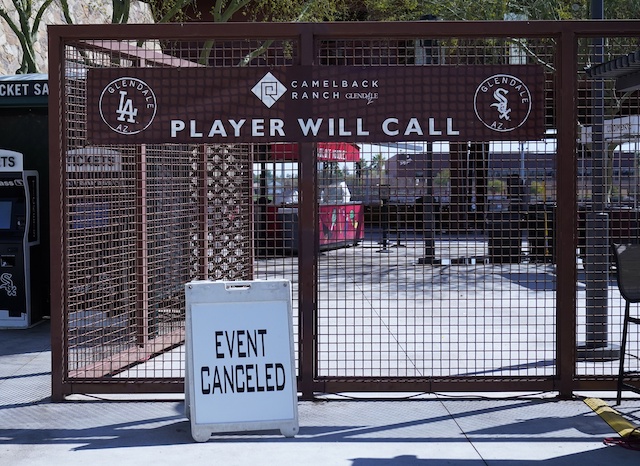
[86,65,545,144]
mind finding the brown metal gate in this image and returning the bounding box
[49,21,640,400]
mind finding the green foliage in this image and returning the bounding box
[404,0,640,21]
[142,0,351,23]
[489,179,506,195]
[247,0,350,22]
[370,153,386,175]
[508,0,582,20]
[337,0,421,21]
[142,0,640,23]
[529,180,545,196]
[4,0,640,74]
[129,1,195,22]
[111,0,130,23]
[434,169,450,187]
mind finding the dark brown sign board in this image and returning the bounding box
[87,65,545,144]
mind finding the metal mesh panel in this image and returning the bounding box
[576,37,640,380]
[60,39,258,384]
[51,22,640,397]
[309,37,559,381]
[66,144,138,375]
[252,144,300,373]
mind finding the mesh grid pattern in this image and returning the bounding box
[576,37,640,379]
[61,40,257,382]
[52,24,640,395]
[309,37,559,379]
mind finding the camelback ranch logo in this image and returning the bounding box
[251,72,287,108]
[87,65,545,144]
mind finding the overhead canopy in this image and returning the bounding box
[583,52,640,147]
[585,49,640,92]
[270,143,360,162]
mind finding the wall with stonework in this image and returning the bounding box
[0,0,154,75]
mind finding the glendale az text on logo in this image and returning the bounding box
[98,77,157,135]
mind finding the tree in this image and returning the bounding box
[141,0,351,24]
[488,179,506,195]
[0,0,69,73]
[407,0,640,21]
[4,0,640,74]
[133,0,195,23]
[141,0,357,65]
[370,153,386,181]
[0,0,174,73]
[111,0,130,23]
[434,169,450,188]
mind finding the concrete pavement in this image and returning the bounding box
[2,320,640,465]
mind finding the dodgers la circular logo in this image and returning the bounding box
[99,77,157,135]
[474,74,532,133]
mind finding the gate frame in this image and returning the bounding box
[48,20,640,400]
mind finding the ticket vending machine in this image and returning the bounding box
[0,150,40,328]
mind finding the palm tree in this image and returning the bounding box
[370,153,386,183]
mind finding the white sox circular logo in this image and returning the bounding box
[99,77,157,135]
[474,74,532,133]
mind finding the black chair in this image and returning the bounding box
[611,243,640,405]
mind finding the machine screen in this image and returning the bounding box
[0,201,12,229]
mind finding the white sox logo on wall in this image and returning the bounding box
[474,74,533,133]
[0,273,16,297]
[99,77,157,135]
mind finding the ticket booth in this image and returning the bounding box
[0,150,41,328]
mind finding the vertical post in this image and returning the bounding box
[254,145,269,259]
[377,184,390,253]
[418,146,436,264]
[298,26,317,400]
[48,26,65,401]
[135,144,149,347]
[415,18,441,256]
[579,0,619,360]
[449,142,469,232]
[555,29,579,398]
[199,145,209,278]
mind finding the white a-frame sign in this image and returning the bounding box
[185,279,299,442]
